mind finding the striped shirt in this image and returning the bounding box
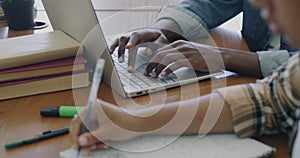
[215,53,300,138]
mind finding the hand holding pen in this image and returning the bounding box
[70,58,141,156]
[72,59,106,157]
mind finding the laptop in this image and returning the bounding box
[42,0,223,97]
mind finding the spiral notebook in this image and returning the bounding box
[60,134,275,158]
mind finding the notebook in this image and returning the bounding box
[60,134,275,158]
[42,0,223,97]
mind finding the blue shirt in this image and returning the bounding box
[155,0,297,77]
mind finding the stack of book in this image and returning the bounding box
[0,30,90,100]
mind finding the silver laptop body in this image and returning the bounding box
[42,0,222,97]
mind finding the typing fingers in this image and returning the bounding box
[109,39,119,54]
[157,39,186,52]
[145,48,185,77]
[126,32,140,49]
[118,36,130,63]
[145,35,169,56]
[157,53,188,77]
[127,46,138,72]
[127,35,168,73]
[144,45,173,76]
[161,59,193,77]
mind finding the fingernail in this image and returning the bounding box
[127,66,134,73]
[152,72,157,78]
[126,44,132,49]
[161,71,167,77]
[146,48,153,56]
[79,137,88,146]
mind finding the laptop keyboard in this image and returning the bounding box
[111,53,178,91]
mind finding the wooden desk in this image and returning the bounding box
[0,20,289,158]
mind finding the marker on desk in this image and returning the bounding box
[4,126,69,149]
[40,106,84,117]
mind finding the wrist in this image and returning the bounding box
[218,48,262,78]
[152,19,186,42]
[107,106,146,132]
[219,48,232,70]
[117,105,177,134]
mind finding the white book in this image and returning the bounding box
[60,134,275,158]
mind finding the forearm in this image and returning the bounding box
[220,48,263,78]
[112,93,233,136]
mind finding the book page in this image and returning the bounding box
[60,134,275,158]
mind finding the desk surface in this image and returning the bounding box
[0,18,289,158]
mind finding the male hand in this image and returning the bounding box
[144,40,225,78]
[109,28,169,72]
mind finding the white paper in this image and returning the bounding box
[292,121,300,158]
[214,70,237,79]
[60,134,275,158]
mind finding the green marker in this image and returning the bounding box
[40,106,84,117]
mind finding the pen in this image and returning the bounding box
[39,126,70,135]
[4,126,69,149]
[77,59,105,157]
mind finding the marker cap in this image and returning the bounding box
[40,106,60,117]
[40,106,84,117]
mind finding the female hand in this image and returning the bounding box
[69,99,141,155]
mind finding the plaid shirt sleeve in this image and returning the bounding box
[215,53,300,138]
